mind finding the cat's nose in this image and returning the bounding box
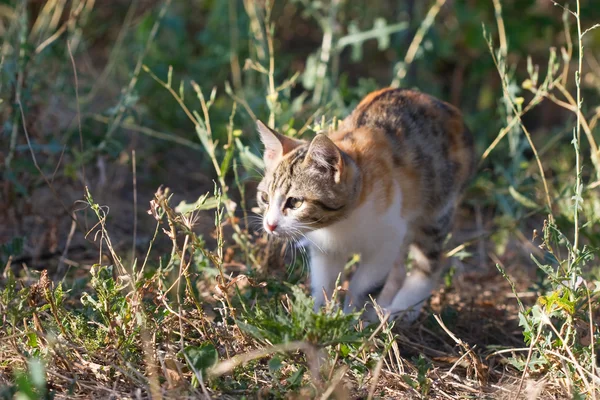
[265,222,278,233]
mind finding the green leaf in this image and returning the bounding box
[220,140,235,177]
[301,53,318,89]
[402,374,418,389]
[184,342,218,372]
[15,372,37,400]
[530,304,544,322]
[236,138,264,173]
[235,320,269,343]
[175,193,218,214]
[287,366,305,387]
[508,186,538,209]
[339,343,351,358]
[26,333,38,349]
[268,356,283,373]
[530,255,555,278]
[518,311,533,344]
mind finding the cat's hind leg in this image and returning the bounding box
[360,244,409,322]
[367,240,410,311]
[387,212,452,323]
[343,243,403,315]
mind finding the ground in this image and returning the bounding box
[1,0,600,399]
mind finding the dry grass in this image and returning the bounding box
[1,0,600,399]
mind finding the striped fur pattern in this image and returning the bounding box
[256,88,475,323]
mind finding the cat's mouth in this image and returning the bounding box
[265,228,299,237]
[262,223,313,239]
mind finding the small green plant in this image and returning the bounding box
[509,219,599,395]
[486,0,600,397]
[10,359,50,400]
[237,285,365,346]
[2,0,600,398]
[402,354,432,398]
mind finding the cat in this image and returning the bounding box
[255,87,475,323]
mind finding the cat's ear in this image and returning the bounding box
[304,134,344,184]
[256,120,304,170]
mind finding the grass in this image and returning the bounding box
[1,0,600,398]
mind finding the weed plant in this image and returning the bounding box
[1,0,600,398]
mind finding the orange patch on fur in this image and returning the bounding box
[333,127,397,210]
[354,88,396,112]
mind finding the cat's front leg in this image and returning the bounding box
[343,248,400,314]
[310,247,346,311]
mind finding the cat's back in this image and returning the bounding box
[348,87,460,128]
[348,88,472,168]
[335,88,475,215]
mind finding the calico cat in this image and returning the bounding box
[256,88,475,322]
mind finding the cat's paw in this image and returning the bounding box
[359,301,396,324]
[387,307,422,326]
[385,270,433,325]
[360,306,381,323]
[361,304,418,326]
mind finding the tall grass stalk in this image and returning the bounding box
[484,28,554,221]
[98,0,171,152]
[572,0,583,259]
[312,0,339,105]
[488,1,599,396]
[3,1,600,398]
[391,0,447,88]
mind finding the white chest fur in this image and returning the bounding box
[307,182,408,258]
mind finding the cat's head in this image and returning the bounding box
[255,121,360,236]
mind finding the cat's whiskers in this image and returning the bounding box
[287,236,299,272]
[294,216,328,228]
[248,167,265,179]
[246,215,265,232]
[295,241,310,273]
[284,228,312,274]
[297,231,325,254]
[273,229,301,272]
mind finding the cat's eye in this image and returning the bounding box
[285,197,304,210]
[259,192,269,203]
